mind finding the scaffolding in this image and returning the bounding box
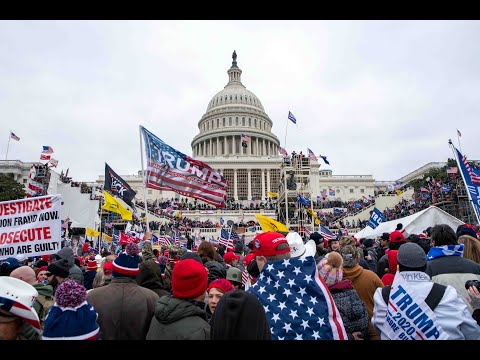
[434,179,478,225]
[277,153,315,237]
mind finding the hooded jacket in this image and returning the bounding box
[55,247,84,285]
[205,261,227,284]
[146,295,210,340]
[373,271,480,340]
[136,260,170,298]
[328,279,369,340]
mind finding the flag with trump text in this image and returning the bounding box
[453,145,480,219]
[105,163,137,206]
[248,256,347,340]
[366,207,386,229]
[140,126,229,208]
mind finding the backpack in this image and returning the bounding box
[381,282,446,311]
[36,293,55,324]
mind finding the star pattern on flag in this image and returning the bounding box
[248,256,346,340]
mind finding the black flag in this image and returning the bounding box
[104,163,136,206]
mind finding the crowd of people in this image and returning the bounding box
[1,220,480,341]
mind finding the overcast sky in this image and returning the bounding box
[1,20,479,183]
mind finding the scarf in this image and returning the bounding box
[426,244,464,261]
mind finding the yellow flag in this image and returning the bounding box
[102,190,133,220]
[255,214,289,233]
[395,190,403,196]
[86,228,100,237]
[102,233,112,243]
[267,192,278,198]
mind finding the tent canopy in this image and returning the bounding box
[353,206,464,239]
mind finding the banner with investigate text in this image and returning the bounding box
[0,195,62,260]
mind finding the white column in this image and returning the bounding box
[263,139,266,156]
[224,136,227,156]
[234,169,238,200]
[217,138,220,156]
[261,169,265,200]
[267,169,271,193]
[256,137,259,156]
[247,169,252,200]
[210,139,213,156]
[232,135,236,155]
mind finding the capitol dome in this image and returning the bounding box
[192,51,280,159]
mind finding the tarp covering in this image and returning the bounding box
[353,206,464,239]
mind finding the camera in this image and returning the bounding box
[464,279,480,291]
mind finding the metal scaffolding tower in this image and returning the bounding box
[277,153,315,237]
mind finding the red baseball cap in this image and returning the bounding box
[252,232,290,257]
[223,251,240,264]
[243,253,256,266]
[389,231,405,243]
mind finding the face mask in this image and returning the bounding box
[247,258,260,278]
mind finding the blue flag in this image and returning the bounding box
[319,154,330,165]
[454,145,480,219]
[297,194,310,206]
[441,185,451,193]
[288,111,297,124]
[354,203,362,209]
[248,256,347,340]
[112,228,120,245]
[366,207,386,229]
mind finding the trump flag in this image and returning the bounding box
[140,126,229,208]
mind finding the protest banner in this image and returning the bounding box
[0,195,62,260]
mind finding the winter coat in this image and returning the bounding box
[146,295,210,340]
[376,254,389,279]
[342,264,384,340]
[87,277,159,340]
[205,261,227,283]
[373,271,480,340]
[32,282,54,325]
[328,279,369,340]
[83,270,97,290]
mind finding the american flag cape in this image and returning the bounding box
[248,256,347,340]
[140,126,229,207]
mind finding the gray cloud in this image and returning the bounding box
[1,20,479,183]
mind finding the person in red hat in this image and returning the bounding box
[206,278,234,320]
[146,258,210,340]
[376,230,406,279]
[223,251,240,269]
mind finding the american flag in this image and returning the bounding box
[141,126,229,208]
[319,225,335,241]
[40,154,51,161]
[278,147,288,158]
[241,134,251,142]
[42,145,54,154]
[26,178,44,198]
[288,111,297,124]
[151,234,159,245]
[220,228,234,250]
[446,166,458,174]
[462,155,480,184]
[307,148,318,162]
[158,235,172,247]
[10,131,20,141]
[242,268,249,286]
[248,256,347,340]
[303,227,312,236]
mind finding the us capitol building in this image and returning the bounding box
[121,51,377,205]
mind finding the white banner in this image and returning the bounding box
[382,272,448,340]
[0,195,62,260]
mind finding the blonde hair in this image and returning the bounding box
[458,235,480,264]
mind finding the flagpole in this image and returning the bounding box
[139,126,150,232]
[5,131,11,160]
[99,191,104,254]
[448,139,480,224]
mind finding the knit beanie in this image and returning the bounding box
[112,242,141,278]
[318,252,343,286]
[208,278,235,294]
[171,259,208,300]
[47,259,70,278]
[42,280,99,340]
[86,256,98,271]
[456,225,478,239]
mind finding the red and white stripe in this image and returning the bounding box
[0,296,41,333]
[463,156,480,184]
[241,269,249,286]
[146,162,228,207]
[112,261,139,276]
[158,236,172,247]
[219,237,234,250]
